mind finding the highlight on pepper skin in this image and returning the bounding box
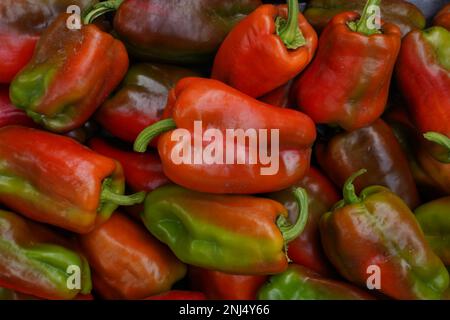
[0,0,449,305]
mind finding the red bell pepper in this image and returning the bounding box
[89,138,169,193]
[434,3,450,30]
[259,80,296,108]
[79,212,186,300]
[189,267,267,300]
[212,0,318,98]
[267,167,339,276]
[295,0,401,131]
[134,77,316,194]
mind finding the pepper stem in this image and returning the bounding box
[347,0,382,36]
[423,132,450,153]
[277,187,309,243]
[134,118,177,153]
[101,179,145,206]
[343,169,367,205]
[275,0,306,49]
[83,0,123,25]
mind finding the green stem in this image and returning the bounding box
[101,179,145,206]
[348,0,381,36]
[276,0,306,49]
[424,132,450,152]
[277,187,309,243]
[134,118,177,153]
[83,0,123,25]
[343,169,367,205]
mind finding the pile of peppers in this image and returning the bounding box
[0,0,449,301]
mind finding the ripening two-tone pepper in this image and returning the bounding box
[0,0,98,83]
[257,265,373,300]
[295,0,401,131]
[10,13,129,133]
[79,213,186,300]
[267,167,339,276]
[212,0,318,98]
[0,126,145,233]
[96,63,199,143]
[84,0,261,64]
[0,210,91,300]
[134,77,316,194]
[396,26,450,163]
[320,170,449,300]
[141,184,309,275]
[304,0,425,36]
[415,197,450,267]
[316,119,420,209]
[434,3,450,30]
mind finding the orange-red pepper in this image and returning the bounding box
[434,3,450,30]
[212,0,317,98]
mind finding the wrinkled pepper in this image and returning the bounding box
[79,213,186,300]
[415,197,450,266]
[10,13,129,133]
[295,0,401,131]
[0,0,97,83]
[141,184,309,275]
[258,265,373,300]
[320,170,449,300]
[89,138,169,193]
[0,86,35,128]
[396,26,450,163]
[84,0,261,64]
[0,210,91,300]
[189,267,267,300]
[96,63,199,143]
[212,0,318,98]
[304,0,425,36]
[316,119,420,209]
[146,290,206,300]
[267,167,339,276]
[434,3,450,30]
[0,126,145,233]
[134,77,316,194]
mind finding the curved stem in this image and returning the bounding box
[343,169,367,205]
[277,187,309,243]
[101,179,145,206]
[134,118,177,153]
[276,0,305,49]
[357,0,381,35]
[423,132,450,152]
[83,0,123,25]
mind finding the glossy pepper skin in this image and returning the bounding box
[89,138,168,193]
[434,4,450,30]
[86,0,261,64]
[0,126,145,234]
[396,27,450,163]
[0,210,92,300]
[258,265,373,300]
[0,86,35,128]
[79,213,186,300]
[0,0,97,83]
[96,63,199,143]
[316,119,420,209]
[267,167,339,276]
[295,9,401,131]
[320,170,449,300]
[212,1,318,98]
[415,197,450,266]
[134,77,316,194]
[304,0,425,36]
[189,267,267,300]
[142,184,309,275]
[10,13,129,133]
